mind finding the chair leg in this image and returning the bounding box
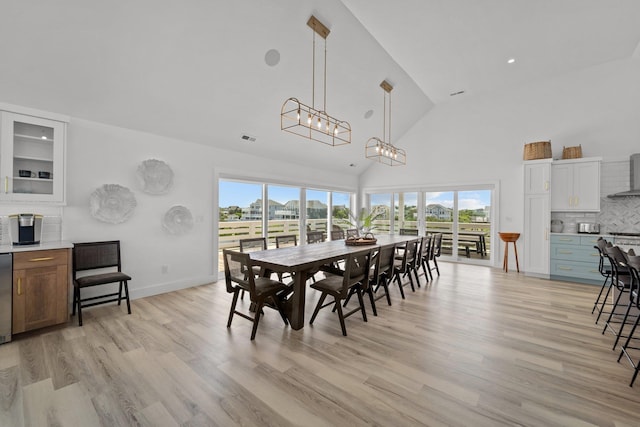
[251,301,263,340]
[596,283,614,324]
[356,288,368,322]
[117,282,123,306]
[123,281,132,314]
[592,274,611,314]
[227,289,240,328]
[381,277,392,306]
[71,287,77,316]
[367,288,377,316]
[406,270,416,292]
[272,296,289,326]
[426,260,434,281]
[433,258,440,276]
[334,297,347,336]
[394,272,406,299]
[309,293,327,325]
[413,267,421,288]
[76,287,83,327]
[603,287,625,335]
[618,314,640,362]
[612,301,633,350]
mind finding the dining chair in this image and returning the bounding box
[238,237,268,299]
[419,234,433,282]
[71,240,132,326]
[430,233,443,277]
[399,228,419,236]
[275,234,297,248]
[616,255,640,387]
[307,231,325,244]
[223,249,289,340]
[592,238,613,321]
[370,243,397,308]
[346,229,359,239]
[602,245,635,349]
[392,238,419,299]
[331,229,345,240]
[309,249,372,336]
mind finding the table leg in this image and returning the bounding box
[287,270,307,330]
[513,242,520,272]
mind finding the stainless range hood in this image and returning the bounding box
[608,153,640,198]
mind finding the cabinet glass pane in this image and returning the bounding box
[12,120,55,195]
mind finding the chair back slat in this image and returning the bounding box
[374,244,396,283]
[341,249,372,296]
[331,230,345,240]
[307,231,325,244]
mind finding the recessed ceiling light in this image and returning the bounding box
[507,58,516,64]
[264,49,280,67]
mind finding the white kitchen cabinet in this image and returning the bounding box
[0,106,68,204]
[550,159,600,212]
[523,160,551,277]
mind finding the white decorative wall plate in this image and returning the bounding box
[137,159,174,195]
[89,184,137,224]
[162,205,194,235]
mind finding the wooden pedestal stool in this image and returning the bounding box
[499,232,520,273]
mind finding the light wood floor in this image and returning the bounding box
[1,263,640,426]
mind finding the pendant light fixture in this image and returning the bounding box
[365,80,406,166]
[281,16,351,146]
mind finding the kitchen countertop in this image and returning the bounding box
[0,241,74,253]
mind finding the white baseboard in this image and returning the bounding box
[129,275,219,300]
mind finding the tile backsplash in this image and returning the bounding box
[551,159,640,234]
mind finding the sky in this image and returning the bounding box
[219,180,490,210]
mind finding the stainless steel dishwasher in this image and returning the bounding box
[0,253,12,344]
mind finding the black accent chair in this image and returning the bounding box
[592,238,613,322]
[223,249,289,340]
[72,241,132,326]
[617,255,640,386]
[309,249,372,336]
[602,246,636,349]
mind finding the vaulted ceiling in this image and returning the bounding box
[1,1,639,175]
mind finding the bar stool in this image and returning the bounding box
[499,232,520,273]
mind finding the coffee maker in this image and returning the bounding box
[9,214,43,245]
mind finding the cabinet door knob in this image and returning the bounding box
[17,277,22,296]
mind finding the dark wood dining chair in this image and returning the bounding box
[223,249,289,340]
[275,234,297,248]
[419,234,433,282]
[309,249,372,336]
[346,229,359,239]
[370,243,397,308]
[238,237,268,298]
[331,229,345,240]
[72,241,132,326]
[392,238,419,299]
[307,231,325,244]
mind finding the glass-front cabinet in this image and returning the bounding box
[0,109,67,203]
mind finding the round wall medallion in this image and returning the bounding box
[162,205,194,235]
[89,184,137,224]
[137,159,174,195]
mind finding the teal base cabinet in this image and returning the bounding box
[550,234,609,285]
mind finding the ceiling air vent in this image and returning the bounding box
[449,90,465,97]
[240,134,256,142]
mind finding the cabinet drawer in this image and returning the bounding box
[551,245,600,262]
[13,249,68,269]
[550,259,602,281]
[550,235,580,245]
[580,235,607,246]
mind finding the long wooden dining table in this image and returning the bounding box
[249,234,418,330]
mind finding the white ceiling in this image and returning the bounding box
[1,0,639,176]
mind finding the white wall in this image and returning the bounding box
[360,57,640,268]
[63,118,358,299]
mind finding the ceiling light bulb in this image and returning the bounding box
[334,125,338,135]
[326,120,330,131]
[307,114,312,125]
[41,136,47,140]
[317,117,322,129]
[507,58,515,64]
[297,109,301,120]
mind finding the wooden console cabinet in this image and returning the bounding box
[12,248,70,334]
